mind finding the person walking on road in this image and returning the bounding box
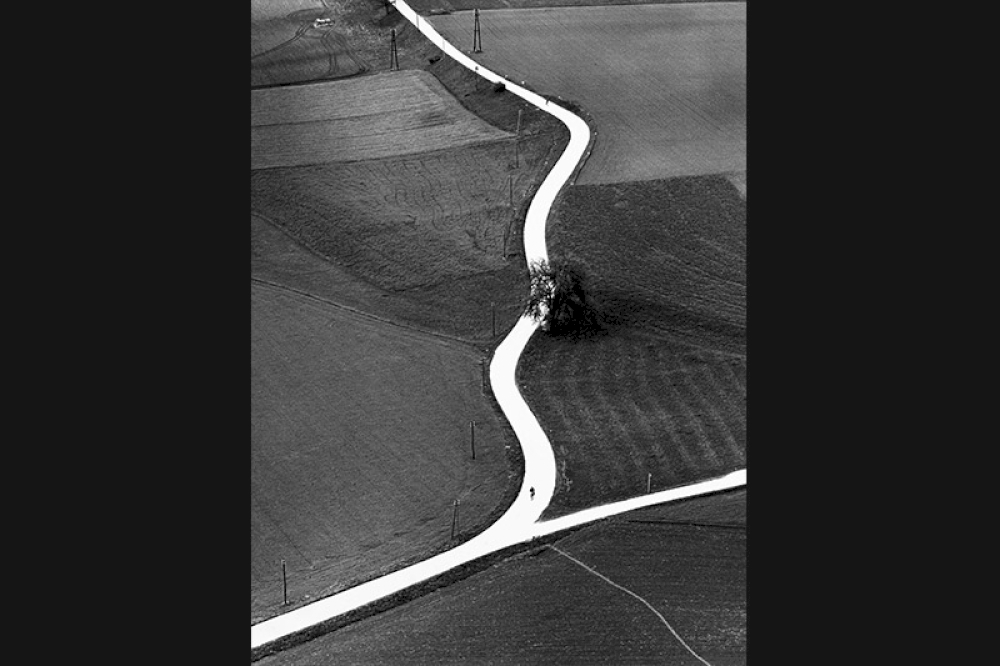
[530,486,535,500]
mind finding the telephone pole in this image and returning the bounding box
[389,28,399,71]
[514,109,522,168]
[281,559,288,605]
[473,8,482,53]
[470,420,477,460]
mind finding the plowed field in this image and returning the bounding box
[521,174,746,517]
[429,2,746,184]
[251,71,511,169]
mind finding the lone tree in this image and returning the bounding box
[524,257,600,335]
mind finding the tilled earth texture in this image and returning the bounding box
[251,71,511,169]
[520,174,746,517]
[257,490,746,666]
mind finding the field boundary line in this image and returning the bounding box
[250,276,476,350]
[550,545,713,666]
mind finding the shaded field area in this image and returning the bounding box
[428,3,746,184]
[251,0,571,626]
[258,490,745,665]
[251,129,564,343]
[251,283,518,623]
[251,29,570,344]
[251,71,511,168]
[520,174,746,516]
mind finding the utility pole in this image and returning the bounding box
[514,109,522,168]
[451,499,460,540]
[470,420,477,460]
[473,8,482,53]
[389,28,399,71]
[647,472,652,494]
[281,559,288,605]
[491,301,496,337]
[503,203,515,260]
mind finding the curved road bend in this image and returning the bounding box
[251,1,745,653]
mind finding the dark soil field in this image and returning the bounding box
[252,130,564,344]
[520,174,746,517]
[251,282,520,623]
[257,490,746,665]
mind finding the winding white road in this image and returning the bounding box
[250,2,746,653]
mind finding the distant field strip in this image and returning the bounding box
[429,3,745,183]
[251,70,512,169]
[551,545,713,666]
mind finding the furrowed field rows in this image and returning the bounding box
[428,3,746,184]
[522,334,746,515]
[251,138,538,293]
[250,119,564,342]
[251,71,511,169]
[516,173,745,516]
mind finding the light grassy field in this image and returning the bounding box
[251,282,517,623]
[428,3,746,184]
[251,0,322,23]
[251,71,511,169]
[257,491,745,665]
